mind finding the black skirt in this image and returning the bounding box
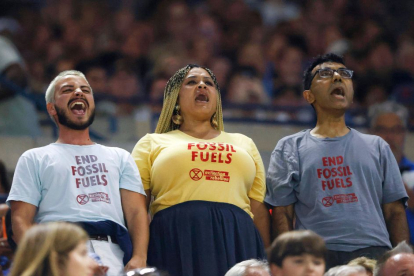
[147,200,266,276]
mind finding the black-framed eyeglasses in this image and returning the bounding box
[311,68,354,83]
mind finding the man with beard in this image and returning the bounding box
[264,54,409,269]
[7,70,148,276]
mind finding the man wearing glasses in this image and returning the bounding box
[265,53,409,269]
[369,101,414,245]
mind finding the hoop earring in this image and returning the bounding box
[211,113,218,130]
[172,104,183,125]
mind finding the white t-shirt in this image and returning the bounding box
[7,143,145,228]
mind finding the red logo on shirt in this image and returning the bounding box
[322,196,334,207]
[189,168,203,181]
[77,194,89,205]
[322,193,359,207]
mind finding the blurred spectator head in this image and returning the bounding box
[226,66,268,105]
[108,60,141,99]
[374,241,413,276]
[84,65,108,95]
[325,265,370,276]
[361,81,388,108]
[225,259,270,276]
[10,222,95,276]
[275,45,305,87]
[0,35,27,98]
[367,40,395,73]
[396,39,414,76]
[348,257,376,276]
[208,56,232,95]
[237,42,265,76]
[188,35,214,66]
[369,101,409,164]
[149,74,169,112]
[273,85,304,107]
[268,230,326,276]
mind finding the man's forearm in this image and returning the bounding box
[129,212,149,262]
[386,210,410,246]
[12,218,33,244]
[383,200,410,246]
[272,205,294,241]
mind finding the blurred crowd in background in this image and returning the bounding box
[1,0,414,132]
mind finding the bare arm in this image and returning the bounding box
[271,204,294,241]
[383,200,410,246]
[10,201,37,244]
[250,199,271,248]
[121,189,149,271]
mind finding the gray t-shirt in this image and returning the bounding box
[265,128,407,251]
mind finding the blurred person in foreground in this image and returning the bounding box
[374,241,414,276]
[369,101,414,245]
[131,64,268,276]
[268,230,326,276]
[225,259,270,276]
[347,257,376,276]
[9,222,96,276]
[324,265,369,276]
[7,70,148,275]
[265,53,409,269]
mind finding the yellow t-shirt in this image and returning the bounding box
[131,130,265,217]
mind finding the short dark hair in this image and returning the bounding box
[268,230,327,267]
[303,53,346,90]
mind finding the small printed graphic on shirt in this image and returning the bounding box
[189,168,230,182]
[76,192,111,205]
[77,194,89,205]
[322,193,358,207]
[189,168,203,181]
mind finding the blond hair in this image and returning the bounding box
[45,70,91,104]
[348,256,376,274]
[10,222,88,276]
[155,64,224,133]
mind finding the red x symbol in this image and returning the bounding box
[77,194,89,205]
[322,196,334,207]
[189,168,203,181]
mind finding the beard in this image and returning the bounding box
[55,105,95,130]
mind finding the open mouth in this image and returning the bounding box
[195,93,209,103]
[69,100,87,115]
[331,87,345,97]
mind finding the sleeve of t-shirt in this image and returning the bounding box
[247,138,266,203]
[265,139,299,207]
[380,141,408,205]
[119,151,146,196]
[6,153,41,207]
[131,134,152,190]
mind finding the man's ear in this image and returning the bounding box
[47,102,57,116]
[303,89,315,104]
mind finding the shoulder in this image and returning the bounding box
[274,129,309,150]
[349,128,386,146]
[20,144,57,158]
[94,144,130,156]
